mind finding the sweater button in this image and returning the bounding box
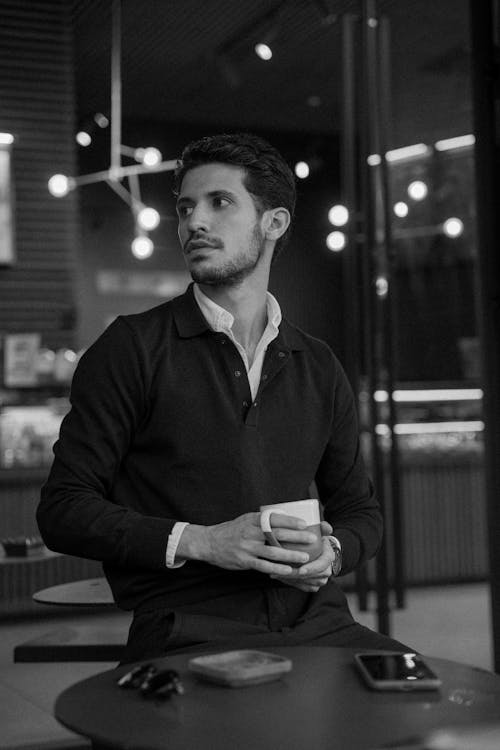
[234,370,242,377]
[278,351,286,358]
[262,374,268,380]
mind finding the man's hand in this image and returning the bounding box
[270,521,335,593]
[176,512,319,576]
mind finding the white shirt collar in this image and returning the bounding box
[193,283,282,335]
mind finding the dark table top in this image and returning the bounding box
[55,647,500,750]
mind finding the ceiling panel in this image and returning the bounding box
[72,0,472,142]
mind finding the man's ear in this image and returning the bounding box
[262,207,290,241]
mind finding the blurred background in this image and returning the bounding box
[0,0,499,676]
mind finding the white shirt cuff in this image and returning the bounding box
[166,522,189,568]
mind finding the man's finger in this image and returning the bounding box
[320,520,333,535]
[257,543,310,566]
[253,558,296,576]
[297,556,333,577]
[263,512,308,530]
[272,528,318,545]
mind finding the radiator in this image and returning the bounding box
[400,453,488,584]
[341,451,488,591]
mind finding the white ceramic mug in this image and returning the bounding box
[259,498,323,564]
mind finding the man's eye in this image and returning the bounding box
[213,197,230,208]
[177,205,193,217]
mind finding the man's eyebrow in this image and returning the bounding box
[176,189,237,206]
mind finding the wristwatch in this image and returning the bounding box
[327,536,342,576]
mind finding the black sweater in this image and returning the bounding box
[37,284,381,611]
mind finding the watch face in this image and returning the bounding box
[331,550,342,576]
[328,538,342,576]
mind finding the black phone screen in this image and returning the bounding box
[358,653,438,682]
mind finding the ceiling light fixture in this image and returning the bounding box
[131,234,154,259]
[310,0,337,25]
[137,207,160,231]
[407,180,428,201]
[48,0,178,257]
[386,143,430,162]
[215,2,287,84]
[326,231,346,252]
[294,161,310,179]
[254,42,273,60]
[75,130,92,147]
[393,201,409,218]
[94,112,109,129]
[434,134,475,151]
[328,204,349,226]
[443,217,464,238]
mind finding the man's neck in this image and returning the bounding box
[198,280,268,354]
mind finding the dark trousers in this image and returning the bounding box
[122,582,411,664]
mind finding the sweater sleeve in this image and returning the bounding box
[315,360,382,575]
[37,317,175,571]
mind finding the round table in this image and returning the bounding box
[55,647,500,750]
[33,577,115,606]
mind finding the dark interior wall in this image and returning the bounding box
[0,0,78,350]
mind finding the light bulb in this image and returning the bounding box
[137,207,160,231]
[407,180,428,201]
[76,131,92,147]
[141,147,162,167]
[375,276,389,297]
[394,201,409,218]
[255,43,273,60]
[48,174,72,197]
[131,236,154,259]
[328,204,349,226]
[294,161,310,179]
[326,231,346,252]
[94,112,109,128]
[443,217,464,238]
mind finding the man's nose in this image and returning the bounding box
[186,204,210,233]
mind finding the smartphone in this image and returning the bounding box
[354,652,442,691]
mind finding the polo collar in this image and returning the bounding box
[171,283,212,338]
[272,319,306,352]
[172,283,305,351]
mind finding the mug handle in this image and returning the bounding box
[260,509,282,547]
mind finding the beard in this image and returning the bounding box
[188,222,266,287]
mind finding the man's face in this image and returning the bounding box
[176,163,267,286]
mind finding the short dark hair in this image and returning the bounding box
[174,132,296,259]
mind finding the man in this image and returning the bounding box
[37,133,408,663]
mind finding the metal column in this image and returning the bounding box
[469,0,500,673]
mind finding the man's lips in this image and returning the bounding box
[185,239,221,254]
